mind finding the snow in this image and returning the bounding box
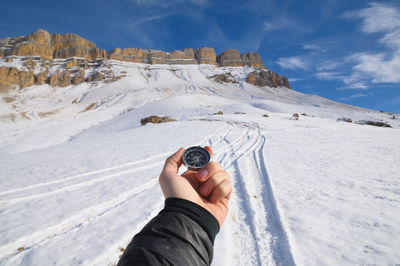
[0,58,399,265]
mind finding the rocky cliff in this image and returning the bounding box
[0,29,265,67]
[0,29,290,90]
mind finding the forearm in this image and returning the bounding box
[118,198,220,266]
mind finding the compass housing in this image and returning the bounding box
[182,146,211,171]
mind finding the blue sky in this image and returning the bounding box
[1,0,399,113]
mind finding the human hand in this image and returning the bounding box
[158,146,233,227]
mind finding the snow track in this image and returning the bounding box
[211,123,294,266]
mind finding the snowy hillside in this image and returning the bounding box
[0,59,399,265]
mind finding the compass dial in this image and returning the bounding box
[182,146,211,170]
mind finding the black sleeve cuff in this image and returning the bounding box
[162,198,220,243]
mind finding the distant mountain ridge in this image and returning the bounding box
[0,29,265,68]
[0,29,290,91]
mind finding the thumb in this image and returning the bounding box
[161,147,185,176]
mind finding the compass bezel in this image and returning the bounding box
[182,146,211,171]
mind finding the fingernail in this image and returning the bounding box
[198,169,208,180]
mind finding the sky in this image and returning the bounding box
[1,0,399,113]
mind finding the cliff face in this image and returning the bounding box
[0,29,290,90]
[0,29,107,60]
[0,29,265,67]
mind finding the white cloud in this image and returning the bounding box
[339,92,373,101]
[263,16,312,33]
[128,12,176,28]
[276,56,308,70]
[315,71,343,80]
[343,2,400,86]
[132,0,211,7]
[316,60,342,71]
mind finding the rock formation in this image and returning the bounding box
[0,29,106,60]
[0,29,265,68]
[0,29,292,90]
[246,70,290,89]
[140,115,177,126]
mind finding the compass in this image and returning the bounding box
[182,146,211,171]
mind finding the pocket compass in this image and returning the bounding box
[182,146,211,171]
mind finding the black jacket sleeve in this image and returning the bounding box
[118,198,220,266]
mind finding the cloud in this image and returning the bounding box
[131,0,211,7]
[315,71,344,80]
[276,56,308,70]
[127,12,176,28]
[343,2,400,86]
[339,92,373,101]
[263,16,312,33]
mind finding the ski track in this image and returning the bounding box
[0,177,159,261]
[212,123,295,266]
[0,161,163,205]
[0,151,170,198]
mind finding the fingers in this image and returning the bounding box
[161,147,185,176]
[199,168,232,203]
[197,161,221,182]
[209,179,233,203]
[204,146,213,157]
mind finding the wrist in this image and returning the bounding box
[162,197,220,243]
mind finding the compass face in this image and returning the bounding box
[182,146,211,170]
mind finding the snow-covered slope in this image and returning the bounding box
[0,60,399,265]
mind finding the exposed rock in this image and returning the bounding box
[34,70,49,85]
[211,73,238,84]
[52,33,106,60]
[168,48,197,65]
[263,114,269,117]
[292,113,299,120]
[1,29,53,59]
[108,48,144,63]
[0,29,106,60]
[0,67,35,91]
[71,69,85,84]
[355,120,392,128]
[86,71,104,82]
[217,49,243,67]
[246,70,290,89]
[1,30,297,90]
[49,70,71,87]
[337,118,352,123]
[194,47,217,66]
[241,52,265,69]
[140,115,176,126]
[213,111,224,115]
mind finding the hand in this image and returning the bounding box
[158,146,233,227]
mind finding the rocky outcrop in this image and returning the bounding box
[194,47,217,66]
[52,33,106,60]
[0,67,35,92]
[217,49,265,68]
[49,70,71,87]
[0,30,53,60]
[246,70,290,89]
[108,48,144,63]
[355,120,392,128]
[217,49,243,67]
[337,118,352,123]
[1,29,295,91]
[0,29,106,60]
[210,73,238,84]
[0,30,265,68]
[140,115,176,125]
